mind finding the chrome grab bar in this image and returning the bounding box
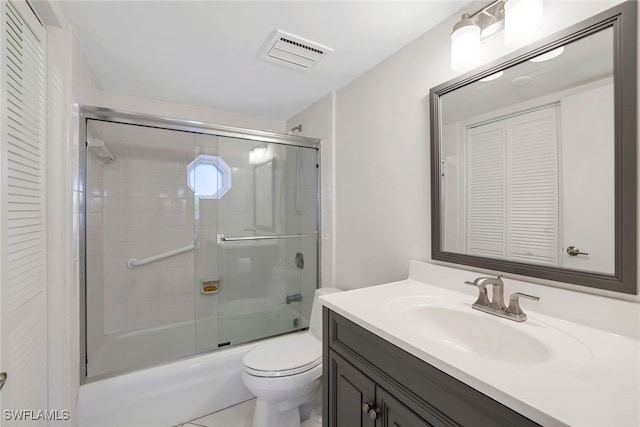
[127,240,199,269]
[217,232,318,243]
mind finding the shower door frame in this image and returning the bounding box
[78,105,322,384]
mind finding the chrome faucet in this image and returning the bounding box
[465,274,539,322]
[285,293,302,304]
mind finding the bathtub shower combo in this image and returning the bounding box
[78,107,320,426]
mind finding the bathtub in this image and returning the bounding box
[79,305,306,426]
[79,338,263,427]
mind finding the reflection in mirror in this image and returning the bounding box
[440,28,614,275]
[430,1,636,294]
[255,159,275,231]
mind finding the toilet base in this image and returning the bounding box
[252,398,299,427]
[249,382,320,427]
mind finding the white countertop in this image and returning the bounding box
[321,278,640,427]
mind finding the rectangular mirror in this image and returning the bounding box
[430,2,637,294]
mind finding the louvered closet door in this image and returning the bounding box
[466,121,507,259]
[0,0,47,422]
[506,107,559,265]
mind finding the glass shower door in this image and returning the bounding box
[215,137,318,347]
[85,120,199,379]
[82,107,322,381]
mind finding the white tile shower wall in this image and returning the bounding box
[86,114,304,360]
[194,133,220,352]
[96,122,196,334]
[85,121,106,361]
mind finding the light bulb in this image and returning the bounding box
[505,0,543,48]
[451,18,481,72]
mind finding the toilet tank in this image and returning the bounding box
[308,287,342,340]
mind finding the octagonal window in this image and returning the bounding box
[187,155,232,199]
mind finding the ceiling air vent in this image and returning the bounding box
[262,30,333,71]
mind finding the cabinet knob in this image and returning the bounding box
[368,407,381,420]
[362,402,380,420]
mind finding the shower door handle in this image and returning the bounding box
[218,233,318,243]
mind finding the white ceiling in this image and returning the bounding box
[59,1,468,120]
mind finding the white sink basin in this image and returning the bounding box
[385,296,592,368]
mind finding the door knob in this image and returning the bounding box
[567,246,589,256]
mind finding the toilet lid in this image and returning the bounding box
[243,333,321,377]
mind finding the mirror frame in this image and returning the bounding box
[430,1,637,294]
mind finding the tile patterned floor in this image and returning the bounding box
[175,397,323,427]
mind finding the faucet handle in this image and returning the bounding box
[464,279,490,307]
[506,292,540,317]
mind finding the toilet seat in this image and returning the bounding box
[243,333,321,378]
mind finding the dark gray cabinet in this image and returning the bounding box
[323,308,540,427]
[328,350,376,427]
[328,349,430,427]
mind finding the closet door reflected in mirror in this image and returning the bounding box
[442,77,614,275]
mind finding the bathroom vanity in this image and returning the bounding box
[320,261,640,427]
[323,309,538,426]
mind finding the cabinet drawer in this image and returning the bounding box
[325,308,539,427]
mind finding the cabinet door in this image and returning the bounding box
[377,387,433,427]
[328,350,376,427]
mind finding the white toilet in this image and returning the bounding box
[242,287,341,427]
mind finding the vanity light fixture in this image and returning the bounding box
[451,0,544,72]
[451,13,482,72]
